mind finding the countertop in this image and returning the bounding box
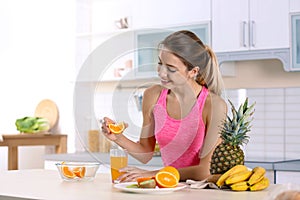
[44,152,300,171]
[44,152,164,168]
[0,169,281,200]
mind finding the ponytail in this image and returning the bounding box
[195,45,224,96]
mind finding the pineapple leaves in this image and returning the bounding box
[220,98,256,147]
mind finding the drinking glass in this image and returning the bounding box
[110,145,128,183]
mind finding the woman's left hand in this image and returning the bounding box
[117,166,158,182]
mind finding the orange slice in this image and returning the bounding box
[108,122,125,134]
[73,167,86,178]
[155,171,179,188]
[62,165,76,179]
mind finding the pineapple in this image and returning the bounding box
[210,97,255,175]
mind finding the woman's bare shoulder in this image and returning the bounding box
[143,85,163,102]
[205,92,227,113]
[143,84,164,98]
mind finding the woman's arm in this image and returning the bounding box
[177,138,222,181]
[177,93,227,181]
[102,85,162,164]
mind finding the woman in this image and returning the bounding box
[101,30,227,182]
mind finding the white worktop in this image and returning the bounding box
[0,169,282,200]
[44,152,163,166]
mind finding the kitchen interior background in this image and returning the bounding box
[0,0,300,170]
[94,59,300,162]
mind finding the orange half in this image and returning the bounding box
[155,171,179,188]
[159,166,180,181]
[108,122,125,134]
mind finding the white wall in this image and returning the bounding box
[0,0,76,170]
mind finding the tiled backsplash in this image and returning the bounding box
[225,87,300,161]
[94,87,300,161]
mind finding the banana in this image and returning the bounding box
[216,165,248,187]
[248,166,266,186]
[225,170,253,185]
[249,177,270,191]
[230,181,249,191]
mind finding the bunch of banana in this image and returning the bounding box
[248,167,270,191]
[216,165,270,191]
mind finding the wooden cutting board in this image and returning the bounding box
[34,99,59,130]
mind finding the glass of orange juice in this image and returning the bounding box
[110,144,128,183]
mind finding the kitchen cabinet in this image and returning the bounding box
[290,13,300,70]
[75,0,211,82]
[290,0,300,12]
[131,0,211,29]
[212,0,289,52]
[75,0,135,82]
[134,23,210,78]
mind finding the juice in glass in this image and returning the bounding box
[110,147,128,183]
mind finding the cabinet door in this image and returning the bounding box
[290,0,300,12]
[212,0,289,52]
[291,14,300,70]
[249,0,289,50]
[132,0,211,29]
[212,0,248,52]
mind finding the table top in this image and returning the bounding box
[0,169,282,200]
[1,133,67,139]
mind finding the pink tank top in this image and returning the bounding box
[153,87,208,168]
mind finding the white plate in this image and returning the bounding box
[114,182,186,194]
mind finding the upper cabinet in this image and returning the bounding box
[290,0,300,12]
[75,0,300,75]
[75,0,212,81]
[131,0,211,29]
[290,0,300,71]
[212,0,289,52]
[75,0,135,82]
[130,0,211,77]
[134,23,210,78]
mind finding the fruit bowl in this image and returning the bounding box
[55,162,100,181]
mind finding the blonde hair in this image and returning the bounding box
[159,30,224,96]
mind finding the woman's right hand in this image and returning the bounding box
[100,117,116,141]
[101,117,127,141]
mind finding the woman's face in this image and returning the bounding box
[157,49,195,89]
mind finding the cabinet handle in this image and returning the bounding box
[242,21,248,47]
[250,20,256,47]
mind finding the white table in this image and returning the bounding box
[0,169,282,200]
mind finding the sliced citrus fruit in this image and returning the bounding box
[73,167,86,178]
[62,165,76,179]
[108,122,125,134]
[155,171,179,188]
[159,166,180,181]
